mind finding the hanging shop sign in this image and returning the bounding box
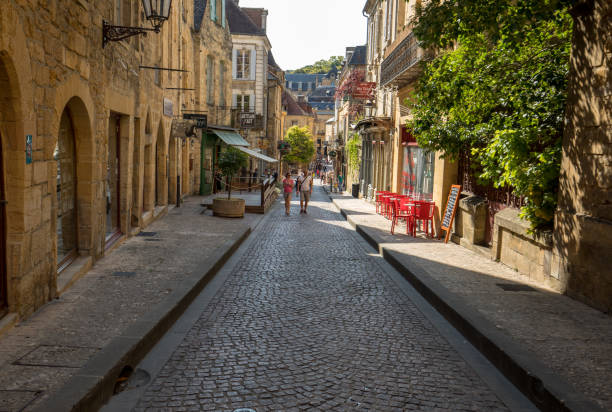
[183,113,207,129]
[352,82,376,100]
[240,112,257,128]
[329,150,337,157]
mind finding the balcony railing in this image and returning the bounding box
[380,33,426,87]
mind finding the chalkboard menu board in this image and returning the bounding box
[440,185,462,243]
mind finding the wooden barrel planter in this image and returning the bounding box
[212,198,245,218]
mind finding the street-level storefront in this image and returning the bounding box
[201,127,250,195]
[360,134,374,197]
[357,118,391,199]
[401,127,435,201]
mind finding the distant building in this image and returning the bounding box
[285,66,338,101]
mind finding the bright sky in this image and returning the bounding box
[237,0,368,71]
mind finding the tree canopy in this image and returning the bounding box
[407,1,573,231]
[289,56,344,74]
[284,126,315,166]
[218,146,248,199]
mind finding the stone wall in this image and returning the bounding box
[0,0,233,320]
[492,209,556,290]
[553,0,612,312]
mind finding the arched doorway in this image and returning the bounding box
[0,134,6,314]
[55,110,78,270]
[168,137,177,204]
[106,113,121,241]
[143,114,154,214]
[155,123,165,206]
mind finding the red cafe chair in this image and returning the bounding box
[414,201,435,237]
[400,198,416,236]
[391,199,409,235]
[375,191,388,214]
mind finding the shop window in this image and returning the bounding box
[402,146,434,200]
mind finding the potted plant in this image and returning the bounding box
[212,146,248,218]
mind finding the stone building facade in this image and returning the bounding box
[350,0,612,313]
[552,0,612,312]
[226,0,271,162]
[266,52,285,165]
[0,0,232,325]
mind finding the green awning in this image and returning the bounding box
[236,146,278,163]
[210,129,249,146]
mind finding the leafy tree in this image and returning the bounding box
[290,56,344,74]
[408,1,573,232]
[284,126,315,167]
[217,146,248,200]
[346,133,361,181]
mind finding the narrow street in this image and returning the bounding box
[105,184,533,411]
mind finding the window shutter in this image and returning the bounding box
[250,49,256,80]
[211,0,216,21]
[221,0,226,27]
[232,49,238,79]
[232,93,238,108]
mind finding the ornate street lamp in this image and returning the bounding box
[103,0,172,48]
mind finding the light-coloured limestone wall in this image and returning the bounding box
[0,0,232,321]
[493,208,556,290]
[552,0,612,312]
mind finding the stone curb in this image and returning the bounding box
[34,226,252,412]
[325,190,604,412]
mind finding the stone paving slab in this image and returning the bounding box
[0,197,264,412]
[327,190,612,411]
[130,186,518,412]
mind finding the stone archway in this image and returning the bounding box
[55,97,94,267]
[0,127,6,314]
[168,137,178,205]
[155,121,166,206]
[55,109,78,271]
[0,54,22,315]
[143,113,154,214]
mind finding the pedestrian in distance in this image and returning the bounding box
[295,170,303,195]
[282,172,294,216]
[299,171,313,214]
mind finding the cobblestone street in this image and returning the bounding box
[129,186,518,411]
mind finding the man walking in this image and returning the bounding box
[299,171,313,214]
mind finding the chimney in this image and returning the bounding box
[261,9,268,33]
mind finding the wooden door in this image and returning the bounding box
[56,111,78,270]
[106,115,121,242]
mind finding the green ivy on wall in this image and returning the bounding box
[407,2,573,232]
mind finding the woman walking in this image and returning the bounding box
[282,172,295,216]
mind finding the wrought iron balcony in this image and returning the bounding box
[380,33,429,87]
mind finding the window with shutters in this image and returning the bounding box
[207,56,214,105]
[236,95,251,112]
[236,49,250,79]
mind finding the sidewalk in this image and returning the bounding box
[0,196,265,412]
[326,189,611,412]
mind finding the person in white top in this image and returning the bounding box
[299,171,313,214]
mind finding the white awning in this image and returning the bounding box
[235,146,278,163]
